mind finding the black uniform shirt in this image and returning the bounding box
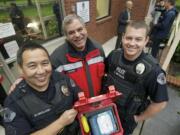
[3,71,80,135]
[105,51,168,103]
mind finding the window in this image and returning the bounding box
[96,0,111,20]
[0,0,63,42]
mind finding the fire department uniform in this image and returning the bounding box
[3,71,80,135]
[103,49,168,135]
[50,38,105,98]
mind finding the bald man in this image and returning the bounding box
[115,0,133,49]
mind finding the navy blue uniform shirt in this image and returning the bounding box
[3,71,80,135]
[105,51,168,103]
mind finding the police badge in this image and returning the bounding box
[135,63,145,75]
[61,85,70,96]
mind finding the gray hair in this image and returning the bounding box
[62,14,85,35]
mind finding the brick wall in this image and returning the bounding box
[64,0,150,44]
[132,0,150,20]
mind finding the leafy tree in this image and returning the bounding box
[3,0,7,4]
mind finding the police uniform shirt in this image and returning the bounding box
[105,51,168,103]
[3,71,80,135]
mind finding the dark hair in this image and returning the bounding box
[17,41,50,67]
[164,0,175,5]
[125,20,150,36]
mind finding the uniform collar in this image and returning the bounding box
[122,51,145,65]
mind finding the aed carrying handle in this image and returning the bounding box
[74,85,122,110]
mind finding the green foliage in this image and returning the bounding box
[0,0,52,6]
[172,0,180,63]
[0,5,52,23]
[45,19,58,37]
[172,43,180,63]
[176,0,180,18]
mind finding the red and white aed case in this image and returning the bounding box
[74,85,124,135]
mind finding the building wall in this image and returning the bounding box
[64,0,150,44]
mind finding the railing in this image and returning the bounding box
[161,13,180,71]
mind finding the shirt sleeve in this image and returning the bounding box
[65,76,81,102]
[145,66,169,102]
[102,51,114,93]
[156,10,175,30]
[3,99,34,135]
[105,51,113,72]
[50,47,63,70]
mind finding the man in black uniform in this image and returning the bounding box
[3,41,80,135]
[103,21,168,135]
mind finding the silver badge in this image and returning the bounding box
[61,85,70,96]
[157,73,166,85]
[136,63,145,74]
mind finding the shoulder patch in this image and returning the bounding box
[157,73,166,85]
[3,108,16,123]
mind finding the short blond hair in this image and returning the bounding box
[125,20,150,37]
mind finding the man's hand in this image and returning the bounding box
[59,108,78,127]
[8,78,23,94]
[31,109,78,135]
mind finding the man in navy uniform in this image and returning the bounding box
[104,21,168,135]
[3,41,80,135]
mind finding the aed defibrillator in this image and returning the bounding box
[74,86,124,135]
